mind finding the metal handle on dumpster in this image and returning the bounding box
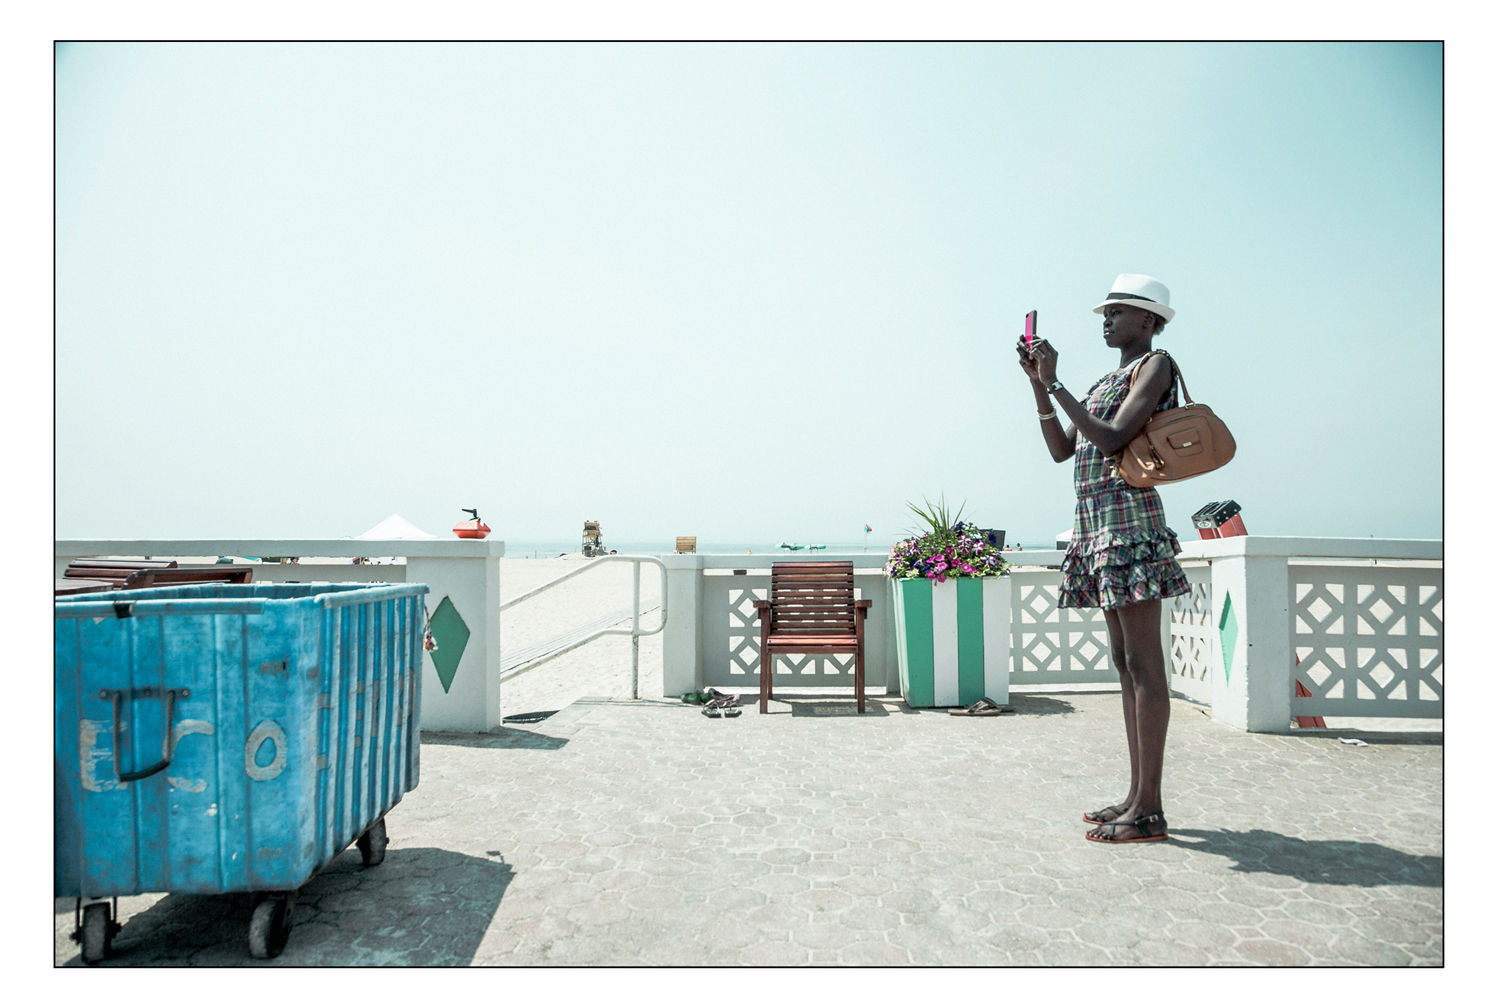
[98,686,190,782]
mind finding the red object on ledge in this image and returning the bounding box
[1192,500,1245,539]
[453,509,492,539]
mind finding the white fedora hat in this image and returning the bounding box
[1092,273,1175,323]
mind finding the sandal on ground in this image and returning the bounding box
[1084,812,1168,844]
[1083,804,1127,825]
[948,697,1011,717]
[702,697,742,718]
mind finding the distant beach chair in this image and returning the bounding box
[58,558,253,595]
[753,561,871,714]
[675,536,697,553]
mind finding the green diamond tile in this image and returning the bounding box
[1218,592,1238,682]
[428,596,471,693]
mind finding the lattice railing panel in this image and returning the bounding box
[683,551,1441,723]
[1290,566,1442,718]
[1168,565,1214,703]
[1011,573,1114,684]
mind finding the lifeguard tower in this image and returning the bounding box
[581,520,606,557]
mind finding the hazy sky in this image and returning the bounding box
[53,40,1443,546]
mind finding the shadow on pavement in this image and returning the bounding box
[1004,693,1078,715]
[74,848,514,967]
[424,727,568,751]
[766,693,1076,717]
[1170,828,1442,887]
[784,697,894,717]
[1281,729,1443,746]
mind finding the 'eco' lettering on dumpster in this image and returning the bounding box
[79,718,121,793]
[167,718,215,793]
[244,720,288,781]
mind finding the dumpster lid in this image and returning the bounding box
[55,581,430,618]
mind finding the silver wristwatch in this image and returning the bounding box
[1046,380,1065,395]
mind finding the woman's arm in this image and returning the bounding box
[1017,337,1078,463]
[1029,344,1174,457]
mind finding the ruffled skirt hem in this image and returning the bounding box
[1058,528,1189,610]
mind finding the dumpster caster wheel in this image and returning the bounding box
[80,901,116,964]
[248,892,296,959]
[357,818,387,867]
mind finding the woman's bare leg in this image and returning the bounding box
[1090,599,1170,841]
[1085,609,1138,822]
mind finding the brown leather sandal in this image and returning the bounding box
[1084,812,1168,844]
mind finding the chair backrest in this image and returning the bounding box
[768,561,857,637]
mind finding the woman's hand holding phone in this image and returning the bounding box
[1017,337,1042,380]
[1018,308,1045,383]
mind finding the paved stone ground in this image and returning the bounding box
[54,690,1442,967]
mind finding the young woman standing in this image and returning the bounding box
[1017,274,1191,844]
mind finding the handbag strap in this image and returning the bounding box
[1126,350,1195,406]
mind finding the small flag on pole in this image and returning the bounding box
[864,524,872,533]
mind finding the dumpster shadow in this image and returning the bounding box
[1170,828,1442,887]
[423,726,568,751]
[72,847,514,967]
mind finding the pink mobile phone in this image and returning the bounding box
[1024,310,1038,348]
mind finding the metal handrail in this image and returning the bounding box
[498,554,668,698]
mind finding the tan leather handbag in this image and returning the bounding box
[1115,353,1236,487]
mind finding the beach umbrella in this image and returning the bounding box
[356,514,438,540]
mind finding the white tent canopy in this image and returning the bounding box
[356,513,438,540]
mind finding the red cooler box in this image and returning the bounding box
[1192,500,1246,539]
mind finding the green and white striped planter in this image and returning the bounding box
[891,576,1011,708]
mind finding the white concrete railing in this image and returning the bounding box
[660,536,1443,733]
[55,538,504,733]
[57,535,1442,734]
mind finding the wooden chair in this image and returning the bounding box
[753,561,871,713]
[675,536,697,553]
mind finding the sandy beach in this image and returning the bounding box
[498,555,666,720]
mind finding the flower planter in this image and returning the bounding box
[891,575,1011,708]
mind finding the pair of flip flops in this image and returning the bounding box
[948,697,1013,717]
[701,687,741,718]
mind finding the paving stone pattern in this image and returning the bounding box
[54,691,1442,966]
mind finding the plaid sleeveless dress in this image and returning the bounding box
[1058,352,1191,610]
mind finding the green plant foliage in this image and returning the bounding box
[886,495,1010,581]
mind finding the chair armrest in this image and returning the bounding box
[854,600,872,608]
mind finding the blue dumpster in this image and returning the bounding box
[54,582,429,961]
